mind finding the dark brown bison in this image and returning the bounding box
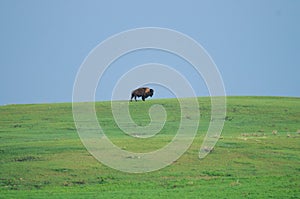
[130,87,154,101]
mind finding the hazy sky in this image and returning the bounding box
[1,0,299,104]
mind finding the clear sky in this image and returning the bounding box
[0,0,299,105]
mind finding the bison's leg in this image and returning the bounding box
[134,95,137,101]
[142,96,145,101]
[130,94,134,102]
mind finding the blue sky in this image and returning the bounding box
[0,0,299,104]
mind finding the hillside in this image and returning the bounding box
[0,96,299,198]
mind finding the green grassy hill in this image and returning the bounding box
[0,96,299,198]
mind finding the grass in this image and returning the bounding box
[0,96,299,198]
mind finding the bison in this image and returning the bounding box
[130,87,154,101]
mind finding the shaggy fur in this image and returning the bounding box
[130,87,154,101]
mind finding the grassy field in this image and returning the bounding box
[0,96,299,198]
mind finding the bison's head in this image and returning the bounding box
[148,89,154,97]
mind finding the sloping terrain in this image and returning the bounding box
[0,96,299,198]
